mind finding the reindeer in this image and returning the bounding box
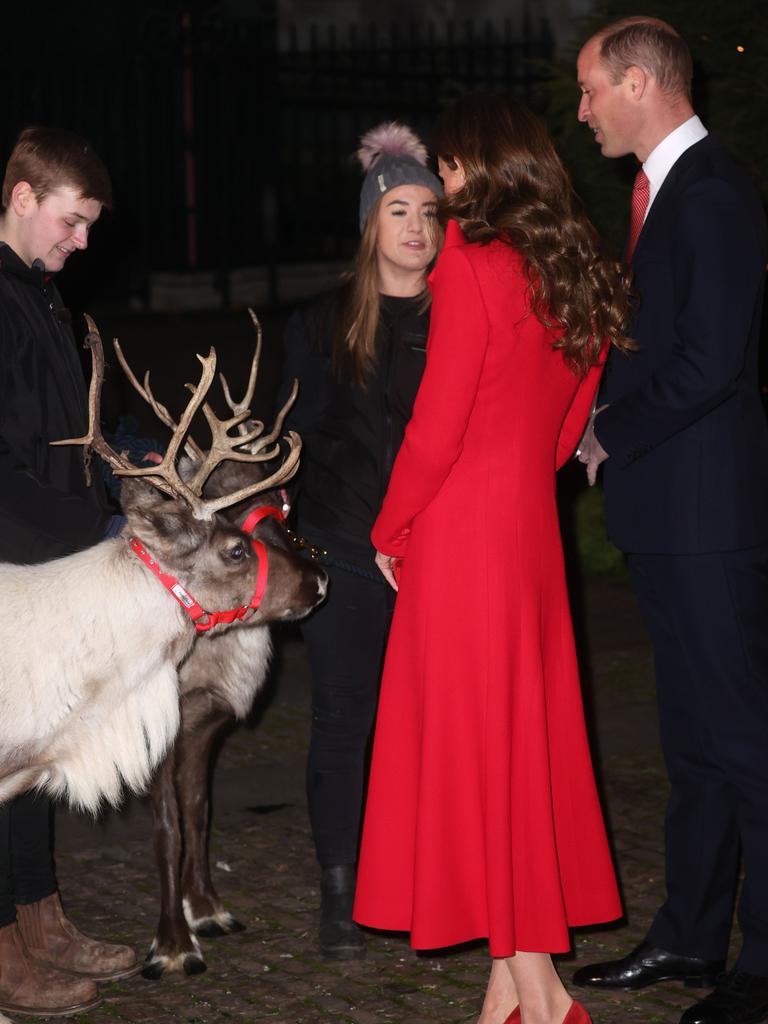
[110,317,325,979]
[0,318,326,815]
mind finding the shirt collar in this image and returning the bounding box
[643,114,708,216]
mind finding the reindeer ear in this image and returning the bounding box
[119,478,161,516]
[120,479,198,545]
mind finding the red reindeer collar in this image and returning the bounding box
[129,505,285,634]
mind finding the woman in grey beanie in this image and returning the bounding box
[277,122,442,959]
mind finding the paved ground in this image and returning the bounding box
[11,311,739,1024]
[24,578,737,1024]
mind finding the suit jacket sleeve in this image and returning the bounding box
[371,246,490,557]
[555,354,606,470]
[594,176,765,465]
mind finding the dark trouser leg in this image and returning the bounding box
[0,791,56,926]
[0,802,13,928]
[301,563,392,868]
[630,549,768,968]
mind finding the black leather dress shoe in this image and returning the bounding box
[572,941,725,990]
[680,971,768,1024]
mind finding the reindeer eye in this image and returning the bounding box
[228,542,246,562]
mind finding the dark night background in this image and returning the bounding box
[4,1,763,309]
[3,0,766,570]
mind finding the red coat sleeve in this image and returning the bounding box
[555,354,606,471]
[371,246,490,557]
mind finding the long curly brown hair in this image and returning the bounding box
[433,93,634,374]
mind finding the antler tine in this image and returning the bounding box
[239,378,299,456]
[185,393,273,494]
[51,316,175,493]
[184,378,302,508]
[112,339,204,462]
[198,431,303,519]
[85,345,220,519]
[183,307,273,493]
[160,349,218,480]
[218,307,262,436]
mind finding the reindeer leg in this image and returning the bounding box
[176,690,243,939]
[142,747,206,980]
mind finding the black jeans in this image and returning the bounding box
[0,791,57,927]
[301,556,395,868]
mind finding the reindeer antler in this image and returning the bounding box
[218,307,263,437]
[112,338,204,462]
[53,315,301,521]
[217,307,300,458]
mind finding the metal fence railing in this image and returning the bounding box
[1,9,554,304]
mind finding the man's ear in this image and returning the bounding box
[10,181,37,218]
[625,65,649,100]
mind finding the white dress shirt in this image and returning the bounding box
[643,114,709,219]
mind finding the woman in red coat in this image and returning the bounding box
[353,94,633,1024]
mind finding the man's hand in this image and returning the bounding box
[576,405,609,486]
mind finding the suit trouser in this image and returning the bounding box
[301,557,395,868]
[0,790,57,927]
[628,546,768,973]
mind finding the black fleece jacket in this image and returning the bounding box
[0,243,111,564]
[280,289,429,553]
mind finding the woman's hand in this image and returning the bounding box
[375,550,400,591]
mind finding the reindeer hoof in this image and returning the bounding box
[141,959,167,981]
[183,954,207,976]
[195,921,227,938]
[142,949,207,980]
[196,917,246,938]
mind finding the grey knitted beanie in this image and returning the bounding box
[357,122,443,232]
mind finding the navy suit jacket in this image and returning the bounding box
[595,134,768,554]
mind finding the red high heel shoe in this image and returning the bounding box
[562,1003,592,1024]
[503,1000,592,1024]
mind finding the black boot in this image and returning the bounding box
[318,865,366,960]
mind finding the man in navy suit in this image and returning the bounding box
[572,16,768,1024]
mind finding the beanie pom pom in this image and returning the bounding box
[356,122,428,171]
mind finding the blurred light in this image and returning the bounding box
[736,45,745,52]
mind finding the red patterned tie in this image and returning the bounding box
[626,168,650,262]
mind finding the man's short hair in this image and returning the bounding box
[1,126,112,210]
[595,16,693,100]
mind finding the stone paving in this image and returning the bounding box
[26,582,740,1024]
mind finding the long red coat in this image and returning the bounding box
[353,221,621,956]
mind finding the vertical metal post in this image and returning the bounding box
[181,9,198,270]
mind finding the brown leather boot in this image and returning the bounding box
[16,892,138,982]
[0,920,101,1017]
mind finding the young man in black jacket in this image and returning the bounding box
[0,127,136,1018]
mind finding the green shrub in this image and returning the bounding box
[572,484,629,581]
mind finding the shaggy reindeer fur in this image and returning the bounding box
[0,538,185,811]
[0,479,320,813]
